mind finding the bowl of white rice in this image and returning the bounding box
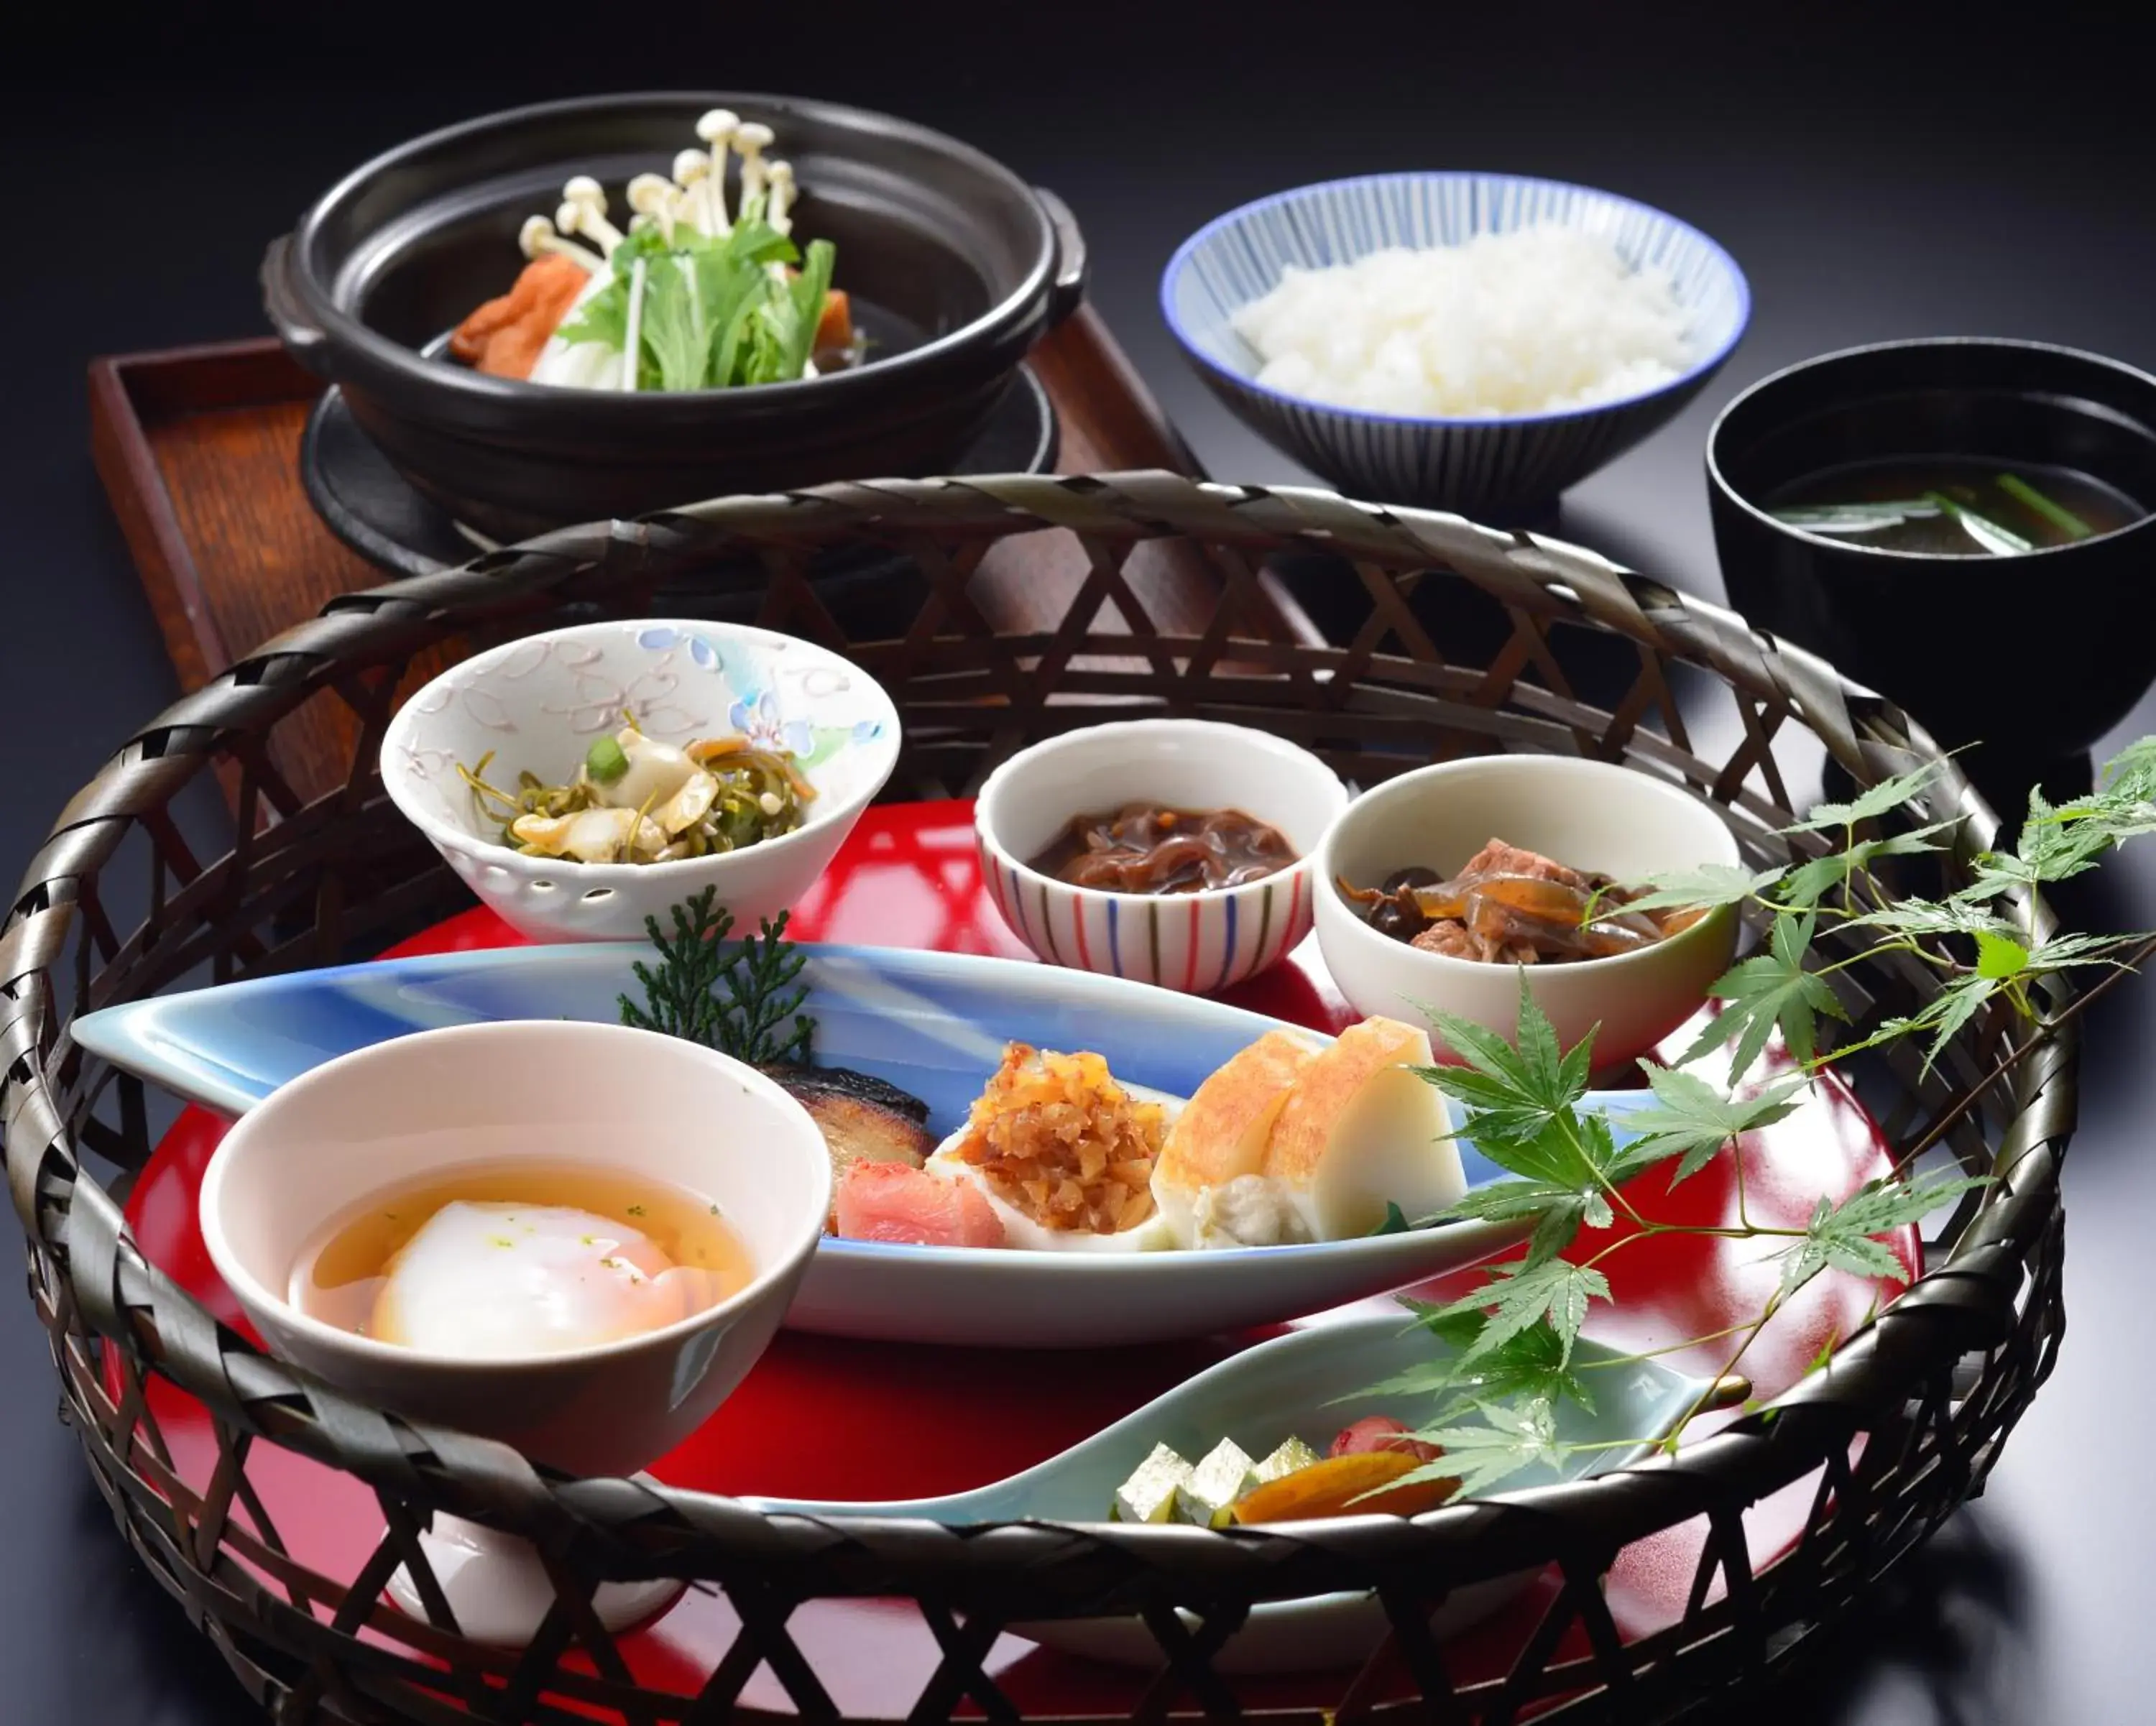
[1161,172,1749,517]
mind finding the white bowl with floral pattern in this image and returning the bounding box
[382,619,901,941]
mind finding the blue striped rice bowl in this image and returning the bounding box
[974,720,1348,993]
[1162,171,1749,517]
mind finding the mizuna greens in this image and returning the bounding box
[448,111,854,392]
[553,216,838,392]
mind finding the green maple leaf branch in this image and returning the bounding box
[1366,736,2156,1498]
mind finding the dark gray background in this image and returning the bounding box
[3,5,2151,1720]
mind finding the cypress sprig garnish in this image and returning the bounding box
[618,885,815,1066]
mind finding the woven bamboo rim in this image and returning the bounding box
[1,471,2070,1724]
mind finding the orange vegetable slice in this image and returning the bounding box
[815,288,854,354]
[450,253,590,380]
[1230,1451,1460,1524]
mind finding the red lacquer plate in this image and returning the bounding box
[119,800,1910,1717]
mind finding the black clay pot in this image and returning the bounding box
[1708,338,2156,800]
[263,92,1085,540]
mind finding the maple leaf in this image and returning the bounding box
[1850,895,2019,943]
[1420,979,1621,1265]
[1683,910,1849,1076]
[1407,1399,1570,1495]
[1608,1066,1808,1186]
[1782,759,1945,836]
[1424,1257,1612,1367]
[1353,1304,1595,1421]
[1772,1171,1987,1298]
[1778,823,1952,911]
[1600,862,1782,919]
[1415,979,1595,1153]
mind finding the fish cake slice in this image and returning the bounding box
[1150,1029,1320,1241]
[1264,1017,1462,1239]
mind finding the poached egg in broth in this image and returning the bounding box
[290,1160,752,1359]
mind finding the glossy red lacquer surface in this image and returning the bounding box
[121,800,1911,1716]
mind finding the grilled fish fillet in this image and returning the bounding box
[762,1066,938,1227]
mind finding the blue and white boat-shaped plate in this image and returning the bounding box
[73,943,1653,1349]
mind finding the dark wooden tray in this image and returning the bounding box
[90,310,1319,805]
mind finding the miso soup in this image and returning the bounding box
[1765,457,2143,556]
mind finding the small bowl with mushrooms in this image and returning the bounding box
[382,619,900,942]
[1313,755,1742,1072]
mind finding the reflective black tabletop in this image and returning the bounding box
[4,8,2152,1721]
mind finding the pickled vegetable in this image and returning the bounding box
[1230,1451,1460,1523]
[1113,1442,1193,1523]
[1251,1436,1322,1485]
[459,717,811,866]
[1176,1439,1258,1528]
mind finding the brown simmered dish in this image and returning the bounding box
[1030,803,1297,894]
[1338,837,1700,964]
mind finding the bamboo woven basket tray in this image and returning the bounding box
[1,471,2070,1725]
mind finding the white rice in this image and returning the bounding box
[1228,223,1693,418]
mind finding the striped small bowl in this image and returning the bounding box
[975,721,1348,994]
[1162,171,1750,517]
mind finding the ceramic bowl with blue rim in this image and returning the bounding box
[1162,171,1749,517]
[381,619,900,942]
[973,719,1348,993]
